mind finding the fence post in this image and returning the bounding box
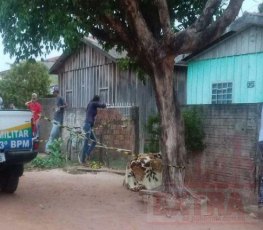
[131,106,140,156]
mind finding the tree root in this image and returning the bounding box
[139,185,209,217]
[140,185,207,201]
[184,186,208,204]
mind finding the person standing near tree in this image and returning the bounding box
[45,89,67,153]
[25,93,42,138]
[79,95,106,164]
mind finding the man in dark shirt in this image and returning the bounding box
[45,89,67,153]
[79,95,106,164]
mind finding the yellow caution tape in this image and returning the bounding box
[41,115,135,156]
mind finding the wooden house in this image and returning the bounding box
[50,38,187,150]
[185,13,263,105]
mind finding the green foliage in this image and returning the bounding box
[144,115,161,153]
[117,58,147,84]
[50,74,58,86]
[0,61,51,108]
[169,0,226,30]
[144,109,205,153]
[89,161,104,169]
[31,139,66,169]
[183,108,206,152]
[0,0,225,61]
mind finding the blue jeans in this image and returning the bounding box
[81,122,96,163]
[45,120,61,152]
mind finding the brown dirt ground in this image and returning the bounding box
[0,169,263,230]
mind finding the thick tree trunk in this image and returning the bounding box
[152,56,186,196]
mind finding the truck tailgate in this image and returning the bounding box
[0,110,34,163]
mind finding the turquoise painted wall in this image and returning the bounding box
[187,52,263,104]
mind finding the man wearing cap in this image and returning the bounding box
[25,93,42,138]
[45,89,67,152]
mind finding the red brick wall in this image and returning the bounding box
[94,108,136,152]
[61,107,139,168]
[184,104,261,204]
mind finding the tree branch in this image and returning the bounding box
[91,25,139,61]
[170,0,244,54]
[208,0,245,38]
[122,0,157,58]
[92,16,153,76]
[102,14,131,46]
[90,27,122,46]
[192,0,221,32]
[154,0,172,38]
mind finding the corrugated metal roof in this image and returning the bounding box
[49,37,127,74]
[49,37,187,74]
[84,37,127,60]
[229,12,263,32]
[183,12,263,62]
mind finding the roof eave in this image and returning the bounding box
[182,31,236,62]
[49,39,123,74]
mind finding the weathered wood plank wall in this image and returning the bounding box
[187,26,263,104]
[58,44,116,108]
[56,41,186,151]
[57,43,157,151]
[194,26,263,61]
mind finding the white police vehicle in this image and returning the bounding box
[0,110,38,193]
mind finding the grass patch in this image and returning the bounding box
[30,139,66,169]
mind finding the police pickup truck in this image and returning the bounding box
[0,110,38,193]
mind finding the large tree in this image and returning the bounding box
[0,61,50,108]
[0,0,244,195]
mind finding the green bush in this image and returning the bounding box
[144,108,205,153]
[0,61,51,108]
[31,139,66,169]
[144,115,161,153]
[183,108,205,153]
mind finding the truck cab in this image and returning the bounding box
[0,110,38,193]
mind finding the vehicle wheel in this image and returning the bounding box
[1,176,19,193]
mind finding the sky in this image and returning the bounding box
[0,0,261,72]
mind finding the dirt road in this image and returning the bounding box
[0,169,263,230]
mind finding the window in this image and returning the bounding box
[211,82,232,104]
